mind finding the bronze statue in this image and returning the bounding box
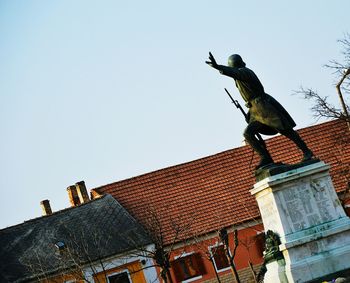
[263,230,283,264]
[206,52,314,169]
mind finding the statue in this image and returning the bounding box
[263,230,283,264]
[206,52,314,169]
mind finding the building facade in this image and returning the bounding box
[0,186,159,283]
[2,119,350,283]
[91,119,350,282]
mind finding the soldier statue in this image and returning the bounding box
[206,52,314,169]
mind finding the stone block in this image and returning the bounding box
[251,161,350,282]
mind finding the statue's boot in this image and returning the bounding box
[282,129,314,162]
[256,156,274,169]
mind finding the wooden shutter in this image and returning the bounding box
[171,259,186,282]
[193,253,206,275]
[170,253,206,282]
[212,245,230,270]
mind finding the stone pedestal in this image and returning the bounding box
[250,161,350,283]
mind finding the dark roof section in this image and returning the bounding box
[0,194,151,283]
[92,119,350,245]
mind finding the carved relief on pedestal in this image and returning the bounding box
[278,175,342,234]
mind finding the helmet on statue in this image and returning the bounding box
[228,54,246,68]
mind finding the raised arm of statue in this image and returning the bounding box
[219,65,247,81]
[205,52,247,81]
[205,52,219,69]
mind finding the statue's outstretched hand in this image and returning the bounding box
[206,52,219,69]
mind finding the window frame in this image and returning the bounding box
[208,243,231,273]
[173,252,203,283]
[107,269,132,283]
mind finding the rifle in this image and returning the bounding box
[224,88,266,148]
[224,88,248,122]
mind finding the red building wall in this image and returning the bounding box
[167,223,264,282]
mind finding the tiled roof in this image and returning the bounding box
[0,195,150,283]
[92,119,350,245]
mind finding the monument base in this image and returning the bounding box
[264,259,288,283]
[251,161,350,283]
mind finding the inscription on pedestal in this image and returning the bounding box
[311,179,333,222]
[279,176,338,233]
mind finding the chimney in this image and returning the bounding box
[67,185,81,207]
[40,199,52,216]
[90,190,103,200]
[75,181,89,204]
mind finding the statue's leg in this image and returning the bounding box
[244,122,274,168]
[280,129,314,161]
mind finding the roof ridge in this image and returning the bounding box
[93,146,249,191]
[93,119,338,192]
[0,195,108,232]
[90,119,348,245]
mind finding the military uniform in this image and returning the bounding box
[206,53,313,169]
[220,65,296,133]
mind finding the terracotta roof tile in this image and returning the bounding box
[93,119,350,244]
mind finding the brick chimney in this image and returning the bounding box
[67,185,81,207]
[40,199,52,216]
[75,181,89,204]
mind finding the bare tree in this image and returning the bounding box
[238,231,265,283]
[296,33,350,126]
[189,225,261,283]
[184,193,268,283]
[21,231,107,283]
[218,228,240,283]
[189,225,228,283]
[24,200,196,283]
[296,33,350,213]
[125,204,195,283]
[326,129,350,210]
[20,198,152,283]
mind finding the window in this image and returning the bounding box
[171,253,205,282]
[108,271,131,283]
[210,244,230,271]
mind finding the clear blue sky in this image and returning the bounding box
[0,0,349,229]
